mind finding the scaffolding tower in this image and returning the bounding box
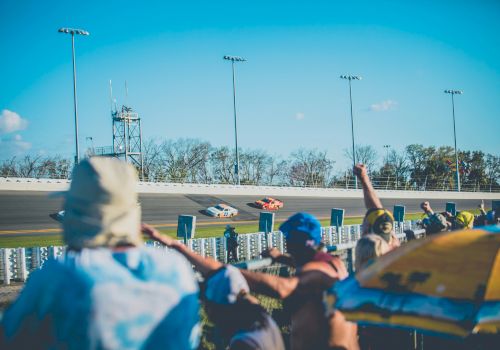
[110,105,144,178]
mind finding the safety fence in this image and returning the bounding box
[0,221,423,285]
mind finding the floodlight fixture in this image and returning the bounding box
[444,89,463,95]
[58,28,90,36]
[340,75,362,80]
[223,55,246,62]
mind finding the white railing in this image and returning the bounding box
[0,221,422,285]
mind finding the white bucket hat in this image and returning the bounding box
[58,157,142,249]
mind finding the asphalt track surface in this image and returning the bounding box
[0,191,483,237]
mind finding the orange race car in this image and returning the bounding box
[254,197,284,210]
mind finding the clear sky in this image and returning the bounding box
[1,0,499,168]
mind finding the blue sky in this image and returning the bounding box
[1,0,499,169]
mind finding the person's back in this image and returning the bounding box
[1,158,201,349]
[286,253,357,350]
[2,247,200,349]
[242,213,359,350]
[229,313,284,350]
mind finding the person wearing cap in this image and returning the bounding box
[354,164,400,250]
[239,212,359,350]
[454,210,475,230]
[142,224,285,350]
[224,224,239,262]
[418,201,449,235]
[1,158,200,350]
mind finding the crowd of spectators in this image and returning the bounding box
[0,157,498,349]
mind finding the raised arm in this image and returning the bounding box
[354,164,383,209]
[141,223,222,276]
[239,269,299,299]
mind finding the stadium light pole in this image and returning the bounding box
[383,145,391,165]
[58,27,89,165]
[340,75,362,189]
[444,89,463,192]
[223,55,246,186]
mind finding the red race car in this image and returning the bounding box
[254,197,284,210]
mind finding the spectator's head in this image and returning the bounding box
[454,211,475,230]
[354,234,390,271]
[279,212,322,264]
[487,210,500,225]
[362,208,394,243]
[60,157,142,250]
[420,201,433,214]
[204,266,267,338]
[425,213,449,235]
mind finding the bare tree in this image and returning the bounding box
[239,149,271,185]
[0,157,17,177]
[142,139,163,182]
[287,149,334,187]
[209,146,235,184]
[265,157,288,186]
[344,145,378,172]
[159,139,211,183]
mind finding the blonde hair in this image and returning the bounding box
[355,234,390,271]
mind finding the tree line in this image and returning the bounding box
[1,138,499,191]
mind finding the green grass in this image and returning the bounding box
[0,210,480,248]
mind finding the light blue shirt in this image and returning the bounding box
[2,247,200,350]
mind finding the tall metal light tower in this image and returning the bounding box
[444,89,463,192]
[223,55,246,186]
[340,74,362,189]
[58,27,89,165]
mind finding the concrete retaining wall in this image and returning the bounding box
[1,177,499,200]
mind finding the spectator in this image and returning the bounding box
[353,224,413,350]
[474,200,488,227]
[419,201,449,235]
[0,158,200,350]
[486,209,500,225]
[142,224,285,350]
[240,212,359,350]
[354,164,400,250]
[225,224,239,262]
[354,234,390,271]
[455,211,475,230]
[420,201,434,216]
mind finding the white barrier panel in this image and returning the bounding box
[1,177,498,199]
[0,221,423,285]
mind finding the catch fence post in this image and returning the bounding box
[210,237,217,260]
[200,238,206,257]
[1,248,12,285]
[17,248,28,282]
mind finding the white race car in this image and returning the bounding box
[49,210,65,223]
[206,204,238,218]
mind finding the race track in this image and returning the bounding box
[0,191,484,234]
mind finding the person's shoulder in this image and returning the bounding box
[302,254,348,279]
[141,247,199,289]
[142,246,191,266]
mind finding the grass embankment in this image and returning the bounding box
[0,212,442,248]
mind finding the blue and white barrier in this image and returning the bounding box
[0,221,422,285]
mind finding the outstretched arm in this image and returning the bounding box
[142,223,222,276]
[354,164,383,209]
[261,247,296,267]
[239,269,299,299]
[240,265,339,299]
